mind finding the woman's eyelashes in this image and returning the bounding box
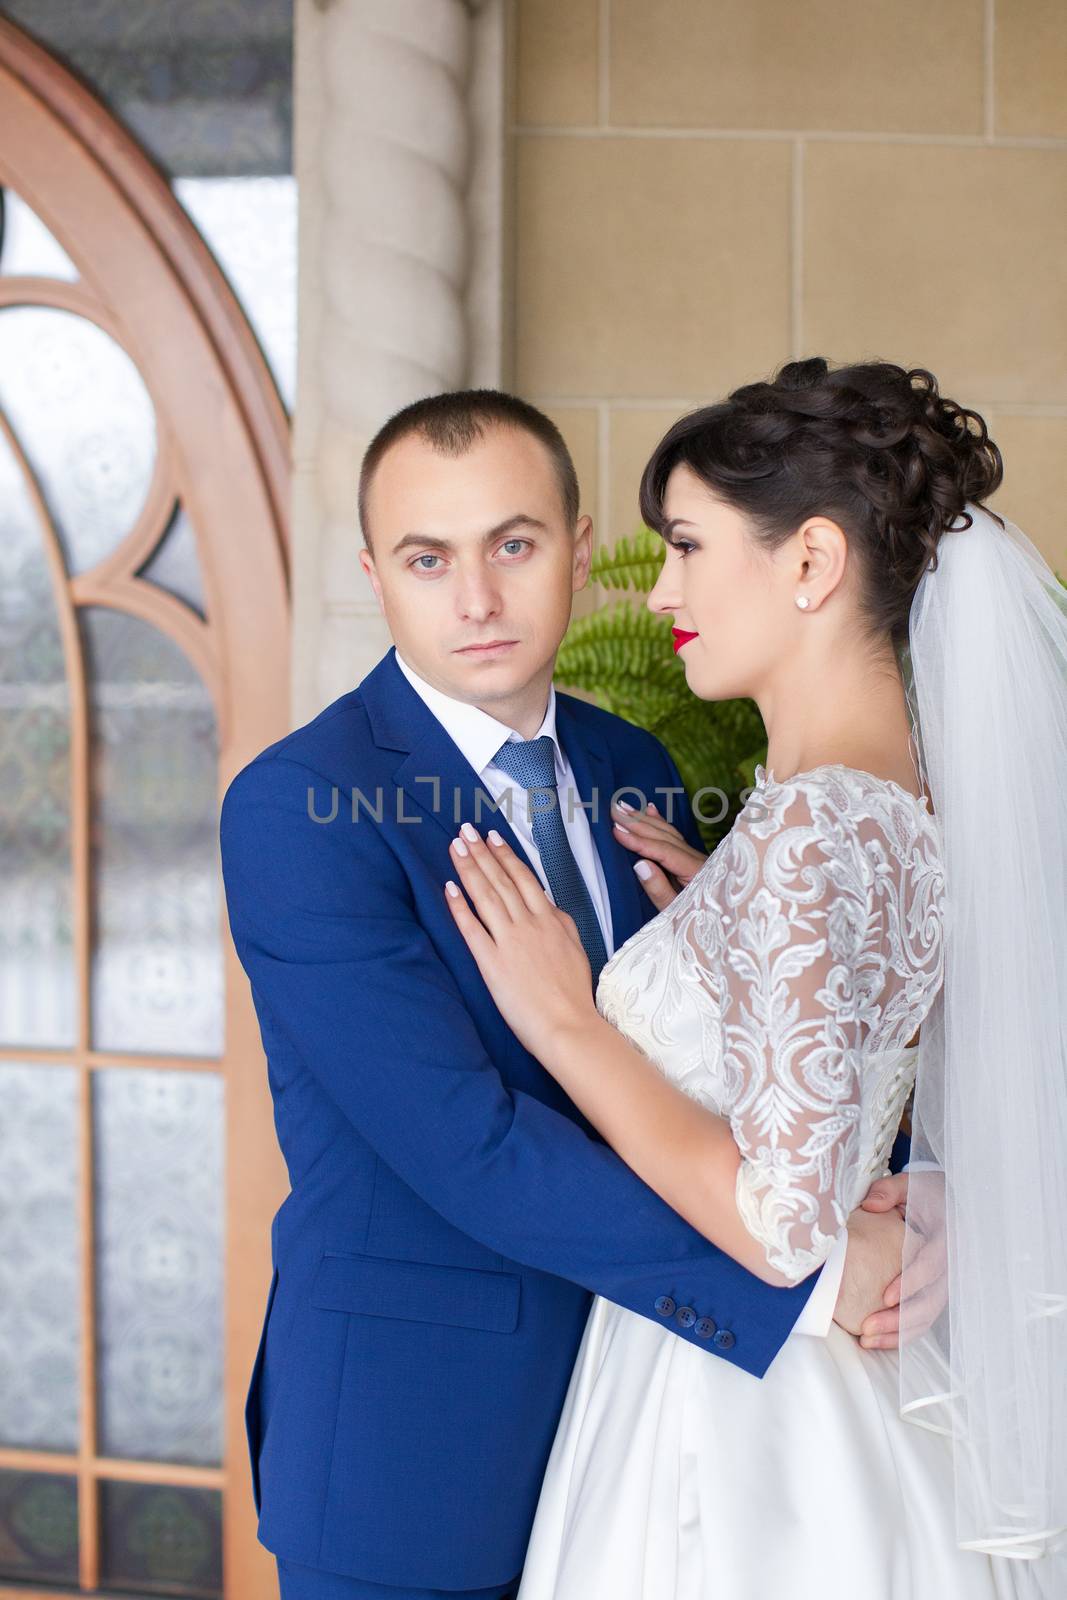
[408,538,533,575]
[666,537,698,559]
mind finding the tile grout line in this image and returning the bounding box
[512,125,1067,150]
[985,0,996,140]
[791,139,804,361]
[598,0,611,128]
[597,401,611,551]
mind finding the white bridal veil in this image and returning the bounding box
[902,504,1067,1596]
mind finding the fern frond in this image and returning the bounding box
[589,528,665,593]
[555,604,681,696]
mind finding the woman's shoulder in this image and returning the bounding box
[726,761,941,880]
[751,761,931,811]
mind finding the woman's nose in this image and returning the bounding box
[648,560,680,616]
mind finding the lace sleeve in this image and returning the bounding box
[713,782,906,1283]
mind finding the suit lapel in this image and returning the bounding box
[392,734,538,868]
[363,648,539,872]
[362,650,649,953]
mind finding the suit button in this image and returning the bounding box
[654,1296,676,1318]
[695,1317,716,1340]
[713,1328,735,1350]
[675,1305,697,1329]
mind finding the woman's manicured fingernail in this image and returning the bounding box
[461,822,479,841]
[647,802,659,814]
[634,861,654,880]
[445,880,460,898]
[452,836,468,856]
[488,830,504,846]
[615,799,635,813]
[613,821,631,835]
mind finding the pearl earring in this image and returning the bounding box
[795,595,811,610]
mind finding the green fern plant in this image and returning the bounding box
[554,528,767,848]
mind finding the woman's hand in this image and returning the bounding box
[610,798,708,909]
[444,823,598,1060]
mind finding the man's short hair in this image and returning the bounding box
[358,389,580,549]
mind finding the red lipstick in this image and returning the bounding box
[671,628,698,654]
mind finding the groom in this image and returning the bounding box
[220,391,910,1600]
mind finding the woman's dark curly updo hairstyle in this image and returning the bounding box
[638,357,1004,647]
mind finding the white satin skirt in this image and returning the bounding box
[517,1294,1014,1600]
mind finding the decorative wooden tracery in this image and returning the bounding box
[0,15,290,1596]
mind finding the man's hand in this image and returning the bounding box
[848,1173,910,1347]
[835,1171,949,1349]
[858,1169,948,1348]
[833,1194,906,1340]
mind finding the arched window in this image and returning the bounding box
[0,16,290,1596]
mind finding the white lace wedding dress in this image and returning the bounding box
[517,765,1010,1600]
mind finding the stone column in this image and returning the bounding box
[291,0,509,721]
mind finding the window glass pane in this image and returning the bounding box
[0,308,158,576]
[0,1065,81,1451]
[0,188,79,279]
[0,425,75,1048]
[137,505,208,620]
[94,1067,224,1465]
[0,1468,79,1586]
[100,1479,221,1598]
[82,608,222,1058]
[176,175,296,407]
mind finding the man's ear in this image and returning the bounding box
[359,546,385,612]
[572,514,594,591]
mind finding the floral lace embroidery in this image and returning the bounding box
[596,765,945,1281]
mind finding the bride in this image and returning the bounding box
[442,357,1066,1599]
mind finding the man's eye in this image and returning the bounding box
[413,553,441,570]
[500,538,530,557]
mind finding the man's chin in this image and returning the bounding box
[449,643,530,684]
[424,647,530,700]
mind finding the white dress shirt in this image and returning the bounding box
[796,1230,846,1336]
[395,649,842,1336]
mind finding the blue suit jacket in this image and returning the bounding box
[220,647,829,1589]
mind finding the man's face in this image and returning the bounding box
[359,423,591,710]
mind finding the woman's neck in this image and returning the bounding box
[758,640,920,795]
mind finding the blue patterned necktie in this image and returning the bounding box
[491,735,609,987]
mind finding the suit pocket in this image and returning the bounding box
[310,1251,520,1334]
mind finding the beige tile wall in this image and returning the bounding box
[511,0,1067,576]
